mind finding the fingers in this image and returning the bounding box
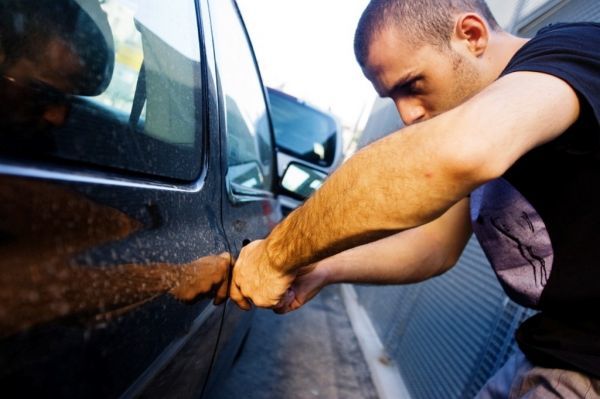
[230,239,293,309]
[273,288,295,314]
[229,280,252,311]
[273,306,288,315]
[274,288,293,308]
[273,297,301,315]
[230,240,263,309]
[272,267,328,314]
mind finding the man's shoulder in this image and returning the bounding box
[535,22,600,39]
[503,21,600,74]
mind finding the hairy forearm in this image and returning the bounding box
[267,115,478,273]
[265,72,579,275]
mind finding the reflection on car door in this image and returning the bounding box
[0,0,234,397]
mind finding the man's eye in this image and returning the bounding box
[409,80,423,94]
[398,79,422,96]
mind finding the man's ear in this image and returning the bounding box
[453,13,490,57]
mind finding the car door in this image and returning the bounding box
[0,0,236,397]
[199,0,283,395]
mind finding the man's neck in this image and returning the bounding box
[488,32,530,80]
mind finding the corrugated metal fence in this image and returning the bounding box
[355,238,534,399]
[516,0,600,36]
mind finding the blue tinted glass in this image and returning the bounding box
[0,0,204,181]
[268,90,337,167]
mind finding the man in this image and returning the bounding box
[231,0,600,396]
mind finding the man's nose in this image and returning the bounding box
[42,104,70,127]
[395,99,427,126]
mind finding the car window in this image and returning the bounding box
[208,0,274,194]
[0,0,204,181]
[268,89,338,167]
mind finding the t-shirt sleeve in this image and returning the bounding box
[500,23,600,126]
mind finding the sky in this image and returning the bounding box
[236,0,527,130]
[236,0,374,130]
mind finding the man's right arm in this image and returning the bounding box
[231,71,579,309]
[276,197,472,313]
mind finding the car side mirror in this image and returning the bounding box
[267,87,343,215]
[280,162,327,200]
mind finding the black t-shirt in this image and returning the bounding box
[469,23,600,377]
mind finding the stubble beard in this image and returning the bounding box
[447,50,486,110]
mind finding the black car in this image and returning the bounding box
[0,0,338,397]
[267,87,344,214]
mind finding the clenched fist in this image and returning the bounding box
[230,240,297,310]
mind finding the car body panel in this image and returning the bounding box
[0,0,278,397]
[0,0,343,397]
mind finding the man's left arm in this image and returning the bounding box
[231,71,580,309]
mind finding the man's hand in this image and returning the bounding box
[230,240,297,310]
[273,263,330,314]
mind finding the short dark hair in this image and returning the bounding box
[354,0,501,67]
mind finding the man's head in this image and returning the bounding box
[0,0,114,134]
[355,0,504,125]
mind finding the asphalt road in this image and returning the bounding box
[210,286,378,399]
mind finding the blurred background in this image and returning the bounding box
[236,0,544,156]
